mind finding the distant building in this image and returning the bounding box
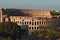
[0,8,3,23]
[0,8,60,34]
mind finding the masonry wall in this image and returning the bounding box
[8,16,60,31]
[22,10,51,17]
[2,9,60,34]
[0,8,3,23]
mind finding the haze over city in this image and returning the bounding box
[0,0,60,10]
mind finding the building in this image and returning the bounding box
[0,8,3,23]
[0,8,60,34]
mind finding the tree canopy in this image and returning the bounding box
[50,11,60,15]
[32,26,60,40]
[0,21,26,40]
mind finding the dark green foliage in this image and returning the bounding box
[0,37,12,40]
[32,26,60,39]
[50,11,60,15]
[0,21,26,40]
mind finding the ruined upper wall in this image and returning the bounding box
[21,9,51,17]
[1,8,51,18]
[3,9,50,15]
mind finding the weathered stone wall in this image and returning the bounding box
[22,10,50,17]
[0,8,3,23]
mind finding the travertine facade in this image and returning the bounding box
[0,8,3,23]
[8,16,60,31]
[21,10,51,18]
[0,8,60,33]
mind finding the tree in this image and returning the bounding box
[0,21,26,40]
[0,37,12,40]
[50,11,60,15]
[32,26,60,40]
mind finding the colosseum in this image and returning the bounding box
[0,8,60,33]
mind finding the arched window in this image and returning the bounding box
[18,21,19,23]
[45,17,47,19]
[37,27,39,30]
[35,27,36,30]
[22,19,24,21]
[3,19,5,22]
[35,22,36,25]
[32,20,34,21]
[29,22,31,25]
[8,18,10,21]
[27,22,29,24]
[42,21,43,24]
[40,21,41,24]
[32,27,34,30]
[25,22,26,24]
[29,27,31,29]
[14,19,15,22]
[20,17,21,19]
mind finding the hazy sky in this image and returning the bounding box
[0,0,60,10]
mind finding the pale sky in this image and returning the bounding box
[0,0,60,10]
